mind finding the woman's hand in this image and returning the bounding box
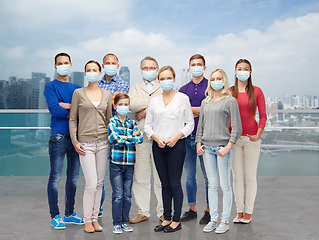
[157,138,166,148]
[74,143,86,156]
[247,134,260,142]
[217,142,234,157]
[217,146,230,157]
[166,135,179,148]
[197,143,205,156]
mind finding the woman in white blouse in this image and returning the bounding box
[144,66,194,233]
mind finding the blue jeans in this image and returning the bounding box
[109,161,134,225]
[184,134,209,207]
[47,134,80,218]
[203,145,233,224]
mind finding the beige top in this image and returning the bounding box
[69,88,112,146]
[128,79,163,141]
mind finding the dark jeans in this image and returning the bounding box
[152,139,186,222]
[47,134,80,218]
[109,161,134,225]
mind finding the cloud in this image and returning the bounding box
[0,0,132,29]
[198,12,319,97]
[0,12,318,98]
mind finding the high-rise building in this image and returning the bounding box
[31,72,46,109]
[277,100,284,121]
[119,67,130,86]
[70,72,85,87]
[181,69,191,87]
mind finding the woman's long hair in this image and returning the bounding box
[231,59,256,116]
[205,69,231,103]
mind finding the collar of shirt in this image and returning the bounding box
[144,79,155,92]
[114,114,129,124]
[190,77,207,87]
[100,74,119,84]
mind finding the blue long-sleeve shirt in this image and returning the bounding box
[44,79,81,134]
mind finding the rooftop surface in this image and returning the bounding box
[1,176,318,240]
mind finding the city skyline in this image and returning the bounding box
[0,68,318,110]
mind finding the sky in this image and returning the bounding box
[0,0,319,98]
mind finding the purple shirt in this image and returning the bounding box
[179,77,208,134]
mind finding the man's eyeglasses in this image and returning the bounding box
[141,67,157,71]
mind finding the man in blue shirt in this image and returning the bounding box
[44,53,84,229]
[99,53,129,114]
[179,54,210,225]
[98,53,129,216]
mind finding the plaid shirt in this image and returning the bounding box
[108,115,143,165]
[98,74,129,95]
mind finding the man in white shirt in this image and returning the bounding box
[128,56,164,223]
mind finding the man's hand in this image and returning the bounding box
[119,135,128,140]
[192,107,201,118]
[59,102,71,110]
[133,130,140,136]
[135,109,146,121]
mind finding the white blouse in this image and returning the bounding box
[144,92,194,141]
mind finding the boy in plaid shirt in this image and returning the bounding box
[108,93,143,234]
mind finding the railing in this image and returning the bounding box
[0,109,318,176]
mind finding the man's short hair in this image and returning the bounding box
[140,56,159,68]
[103,53,119,63]
[189,54,206,66]
[55,52,71,64]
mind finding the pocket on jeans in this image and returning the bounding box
[50,134,64,142]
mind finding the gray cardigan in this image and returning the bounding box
[195,96,242,146]
[69,88,112,146]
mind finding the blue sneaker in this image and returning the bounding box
[113,225,122,234]
[64,212,84,225]
[121,223,133,232]
[51,215,66,229]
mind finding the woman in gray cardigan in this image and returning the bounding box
[69,60,112,233]
[196,69,242,234]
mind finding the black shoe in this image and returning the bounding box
[180,209,197,222]
[98,212,102,218]
[154,223,170,232]
[164,222,182,233]
[199,211,210,225]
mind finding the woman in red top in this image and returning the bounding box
[230,59,267,223]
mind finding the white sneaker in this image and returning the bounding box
[215,223,229,234]
[203,221,217,232]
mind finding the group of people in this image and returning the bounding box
[44,52,267,235]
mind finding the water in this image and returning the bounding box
[0,150,318,176]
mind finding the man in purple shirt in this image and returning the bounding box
[179,54,210,224]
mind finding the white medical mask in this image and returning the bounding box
[56,64,71,76]
[85,72,100,82]
[190,66,204,77]
[160,80,174,91]
[116,106,129,115]
[142,70,157,81]
[103,65,118,76]
[236,71,250,81]
[211,81,224,90]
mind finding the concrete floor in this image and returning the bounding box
[0,176,318,240]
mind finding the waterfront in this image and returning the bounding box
[1,150,318,176]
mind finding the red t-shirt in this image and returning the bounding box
[229,86,267,136]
